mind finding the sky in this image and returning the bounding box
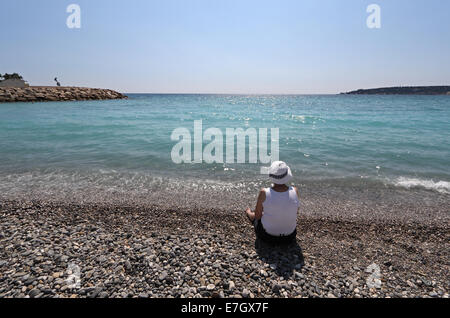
[1,0,449,94]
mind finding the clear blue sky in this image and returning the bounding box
[1,0,449,94]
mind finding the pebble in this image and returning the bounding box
[29,289,40,298]
[159,272,168,281]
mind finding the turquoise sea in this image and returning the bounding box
[0,94,449,209]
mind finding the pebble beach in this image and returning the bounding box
[0,199,448,298]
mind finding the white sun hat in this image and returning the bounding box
[269,161,293,185]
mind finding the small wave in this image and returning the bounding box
[393,177,450,194]
[284,114,324,124]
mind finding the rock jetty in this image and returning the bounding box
[0,86,127,103]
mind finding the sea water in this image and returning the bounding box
[0,94,449,206]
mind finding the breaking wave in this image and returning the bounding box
[393,177,450,194]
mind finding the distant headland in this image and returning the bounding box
[342,86,450,95]
[0,73,127,103]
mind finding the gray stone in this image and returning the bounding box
[159,271,168,281]
[29,289,40,298]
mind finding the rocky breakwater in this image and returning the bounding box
[0,86,127,103]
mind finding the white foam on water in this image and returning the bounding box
[393,177,450,194]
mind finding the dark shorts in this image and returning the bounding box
[253,219,297,245]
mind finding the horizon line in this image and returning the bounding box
[121,92,341,95]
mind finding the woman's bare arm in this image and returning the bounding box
[253,188,266,220]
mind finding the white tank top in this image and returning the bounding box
[261,186,299,236]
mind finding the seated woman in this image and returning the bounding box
[246,161,300,245]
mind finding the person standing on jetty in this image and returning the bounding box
[245,161,300,244]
